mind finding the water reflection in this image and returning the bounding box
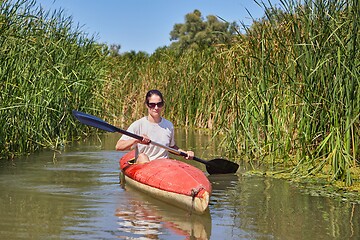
[115,186,212,239]
[0,150,122,240]
[209,173,360,240]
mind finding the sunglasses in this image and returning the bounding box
[147,101,164,108]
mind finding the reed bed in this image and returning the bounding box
[104,0,359,185]
[0,0,107,159]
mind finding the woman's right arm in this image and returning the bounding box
[115,138,138,151]
[115,135,151,151]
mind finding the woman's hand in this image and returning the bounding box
[173,146,194,160]
[138,134,151,145]
[185,150,194,160]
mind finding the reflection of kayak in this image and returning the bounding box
[116,187,212,239]
[119,150,212,214]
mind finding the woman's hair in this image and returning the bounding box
[145,89,164,103]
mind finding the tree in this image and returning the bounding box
[109,44,121,57]
[169,10,239,52]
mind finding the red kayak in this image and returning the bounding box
[119,150,212,214]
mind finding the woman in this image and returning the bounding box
[115,89,194,164]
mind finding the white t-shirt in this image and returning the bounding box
[120,117,175,160]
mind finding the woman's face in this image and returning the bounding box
[146,94,164,117]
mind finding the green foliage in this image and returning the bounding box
[0,0,107,159]
[169,9,239,52]
[104,0,359,186]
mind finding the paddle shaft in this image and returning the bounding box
[118,128,231,167]
[113,124,209,165]
[72,110,209,165]
[144,139,208,164]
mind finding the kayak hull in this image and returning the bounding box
[119,150,212,214]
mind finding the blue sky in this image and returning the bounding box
[36,0,281,54]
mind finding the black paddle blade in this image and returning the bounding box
[72,110,119,133]
[205,159,239,175]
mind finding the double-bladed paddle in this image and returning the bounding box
[72,110,239,174]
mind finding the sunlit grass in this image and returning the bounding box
[0,0,107,159]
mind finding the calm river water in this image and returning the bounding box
[0,132,359,239]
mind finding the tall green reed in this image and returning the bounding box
[0,0,107,159]
[104,0,358,185]
[281,0,359,184]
